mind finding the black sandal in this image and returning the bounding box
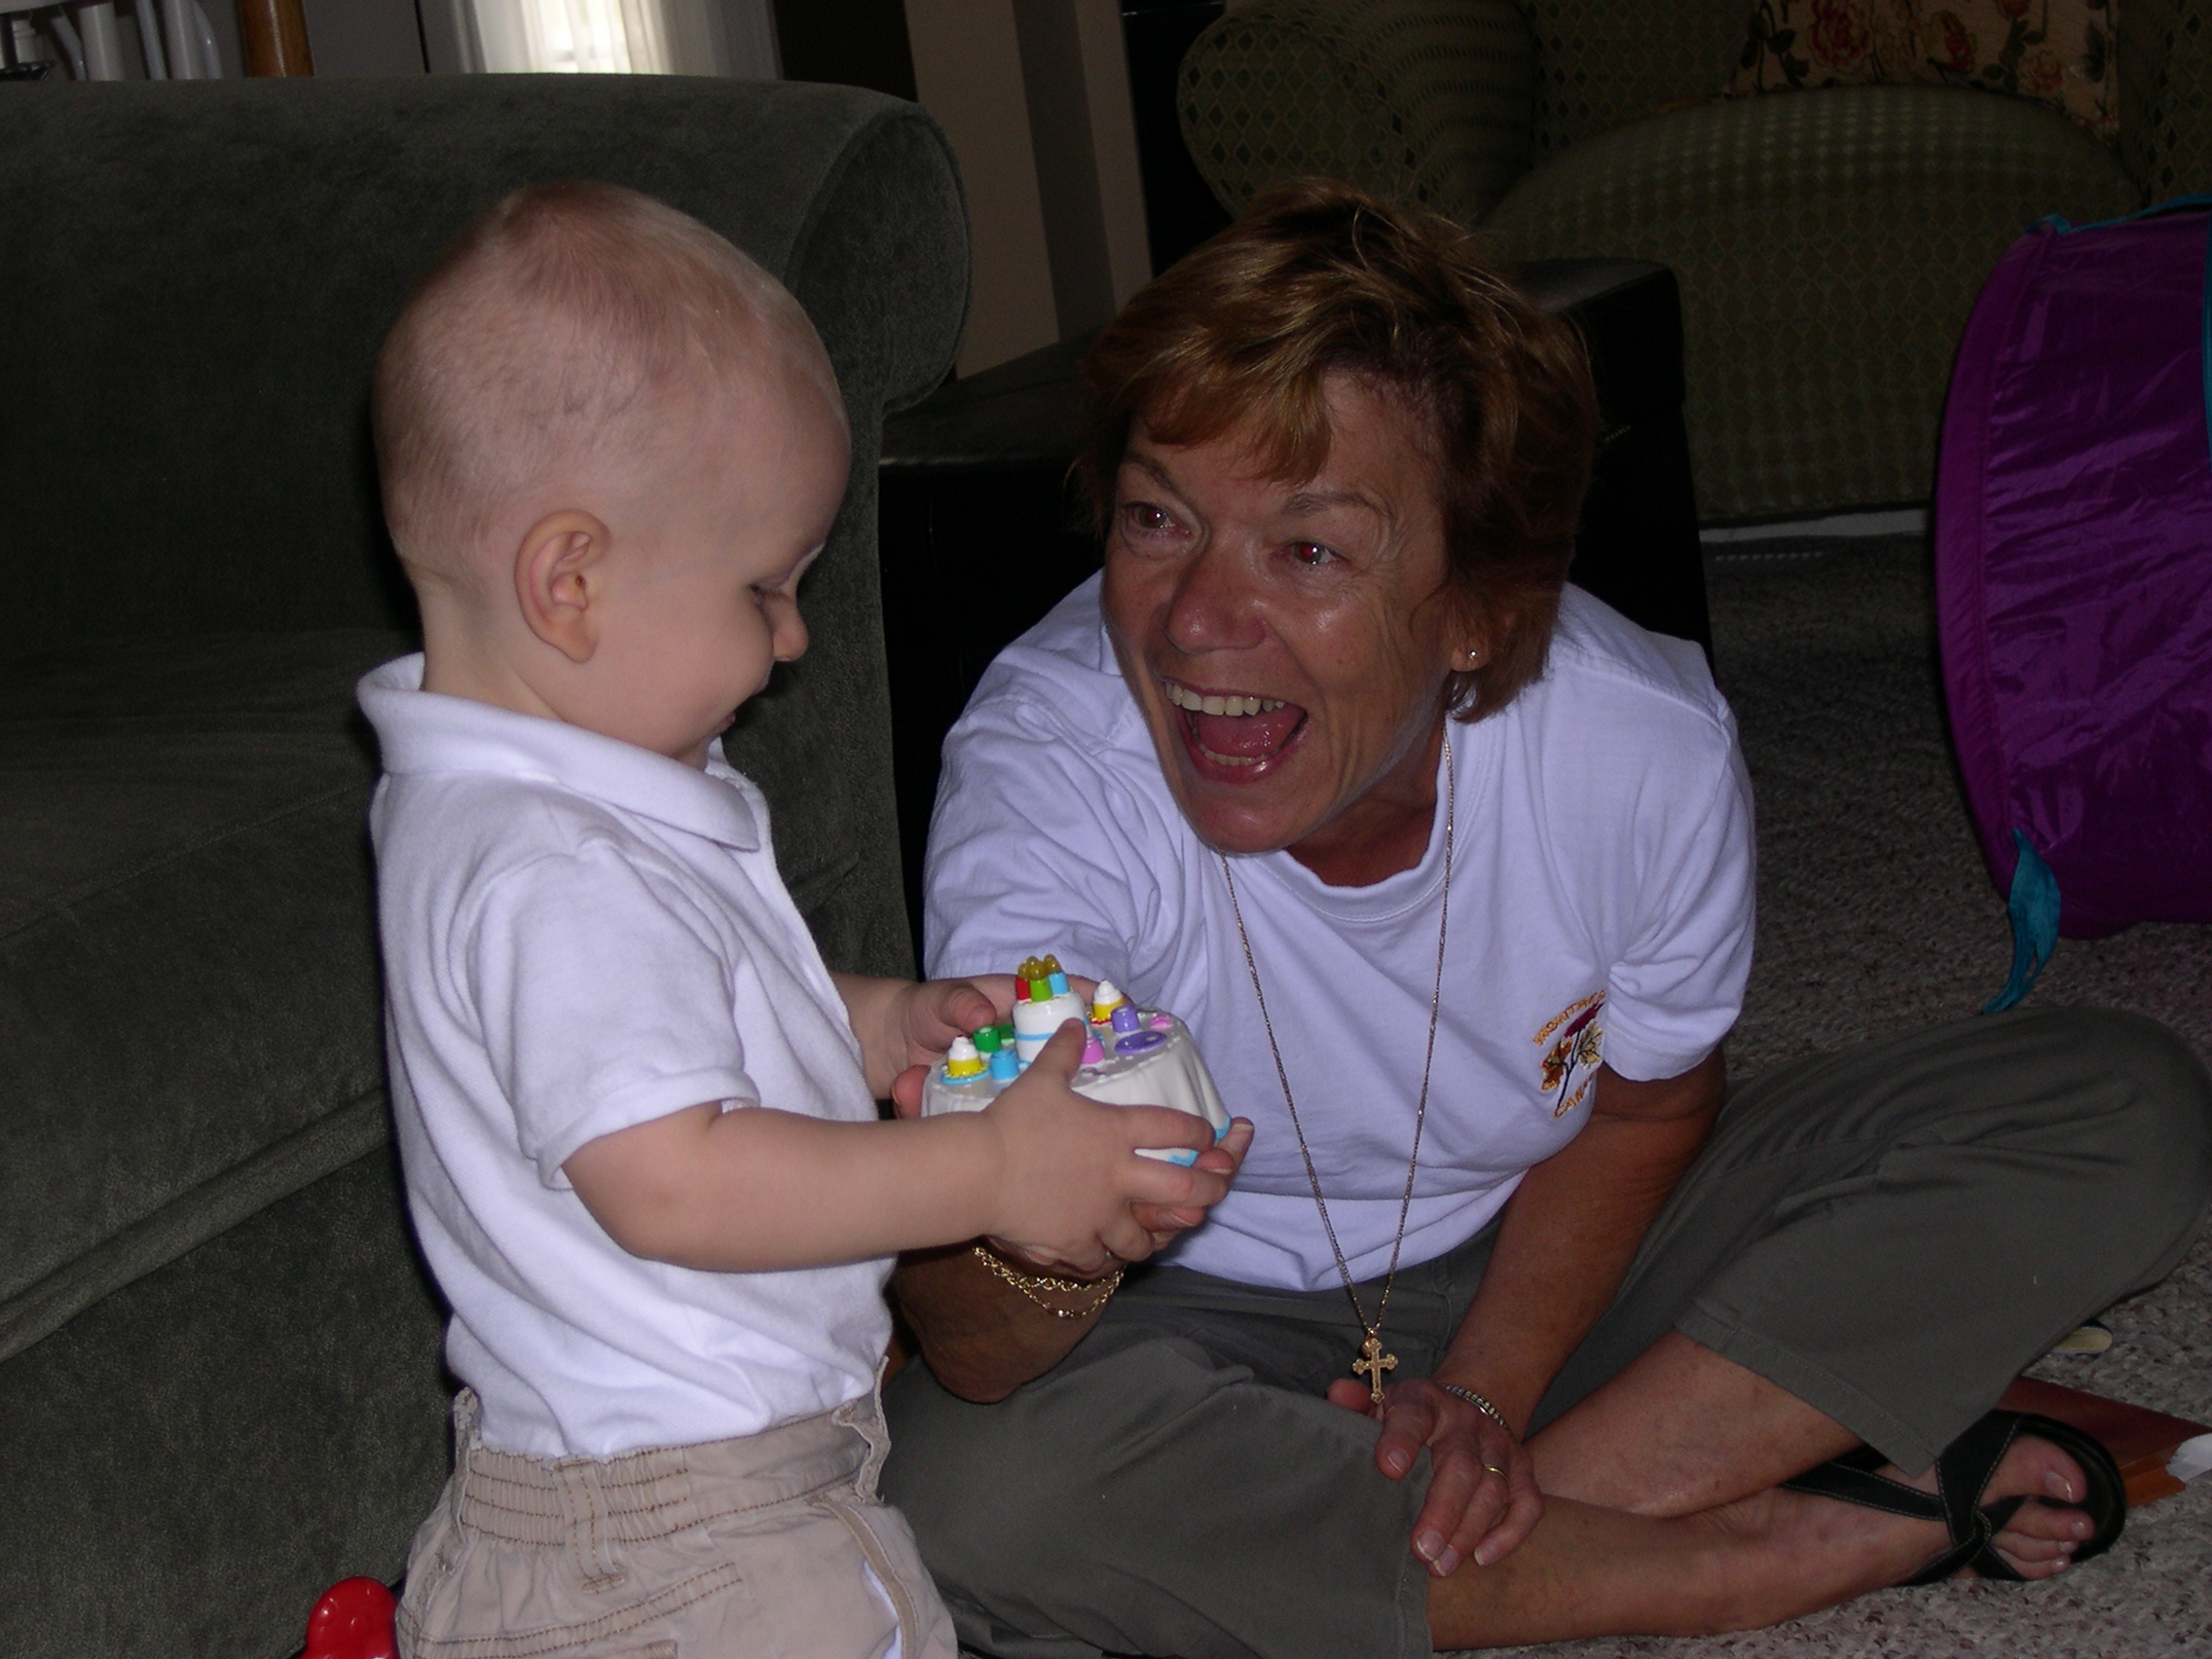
[1781,1410,2126,1585]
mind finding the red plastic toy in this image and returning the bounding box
[302,1577,397,1659]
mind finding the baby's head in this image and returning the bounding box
[372,181,849,766]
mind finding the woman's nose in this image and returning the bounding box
[1161,540,1262,656]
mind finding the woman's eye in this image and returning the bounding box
[1290,541,1336,568]
[1122,502,1174,535]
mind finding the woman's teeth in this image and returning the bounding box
[1162,682,1287,718]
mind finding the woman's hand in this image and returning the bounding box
[1325,1375,1543,1575]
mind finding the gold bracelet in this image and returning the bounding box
[1436,1382,1518,1438]
[970,1245,1124,1319]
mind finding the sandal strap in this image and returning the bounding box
[1898,1510,2012,1586]
[1931,1411,2023,1545]
[1781,1458,1944,1522]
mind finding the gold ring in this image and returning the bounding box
[1482,1462,1507,1477]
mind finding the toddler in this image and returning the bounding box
[357,181,1229,1659]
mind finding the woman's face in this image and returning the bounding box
[1102,373,1469,872]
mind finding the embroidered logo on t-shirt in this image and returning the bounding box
[1535,992,1605,1118]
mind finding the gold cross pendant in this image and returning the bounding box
[1352,1332,1397,1408]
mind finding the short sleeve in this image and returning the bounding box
[466,842,756,1186]
[1598,729,1757,1083]
[924,695,1176,989]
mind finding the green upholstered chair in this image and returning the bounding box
[0,76,965,1659]
[1177,0,2212,521]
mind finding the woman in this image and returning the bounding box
[881,182,2212,1657]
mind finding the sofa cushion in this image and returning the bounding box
[1487,84,2136,518]
[0,630,412,1363]
[3,1143,451,1659]
[0,623,913,1364]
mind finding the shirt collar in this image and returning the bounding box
[356,654,761,852]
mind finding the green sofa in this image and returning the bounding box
[0,76,965,1659]
[1177,0,2212,521]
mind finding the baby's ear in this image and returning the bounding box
[514,509,610,663]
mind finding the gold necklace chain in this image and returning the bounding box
[1218,729,1454,1410]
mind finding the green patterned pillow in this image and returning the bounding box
[1487,85,2135,517]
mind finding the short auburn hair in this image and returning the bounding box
[1074,178,1597,719]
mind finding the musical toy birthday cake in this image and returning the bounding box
[921,955,1232,1163]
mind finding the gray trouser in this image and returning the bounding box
[882,1009,2212,1659]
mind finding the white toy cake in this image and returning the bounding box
[921,955,1232,1164]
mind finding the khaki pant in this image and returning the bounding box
[398,1385,956,1659]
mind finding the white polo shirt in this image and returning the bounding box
[360,656,890,1458]
[925,579,1755,1292]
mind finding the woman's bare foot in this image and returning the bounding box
[1426,1428,2102,1647]
[1978,1433,2102,1573]
[1711,1427,2096,1604]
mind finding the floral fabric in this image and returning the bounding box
[1725,1,2119,142]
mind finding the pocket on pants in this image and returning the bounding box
[397,1522,754,1659]
[669,1490,941,1659]
[816,1493,957,1659]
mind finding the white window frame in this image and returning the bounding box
[428,0,779,78]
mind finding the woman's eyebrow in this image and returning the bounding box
[1282,486,1390,528]
[1282,486,1368,512]
[1122,451,1181,493]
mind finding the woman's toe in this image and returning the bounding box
[1991,1528,2076,1565]
[1974,1431,2086,1510]
[1991,1542,2073,1580]
[1996,1493,2093,1545]
[2015,1435,2089,1506]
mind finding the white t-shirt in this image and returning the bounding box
[360,655,890,1458]
[925,579,1755,1292]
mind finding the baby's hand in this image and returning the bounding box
[888,976,1009,1077]
[978,1020,1228,1272]
[840,973,1010,1100]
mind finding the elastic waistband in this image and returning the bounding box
[448,1388,887,1547]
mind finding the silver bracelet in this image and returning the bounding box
[1436,1382,1517,1438]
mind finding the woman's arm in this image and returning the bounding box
[1435,1050,1724,1427]
[894,1241,1115,1403]
[894,1120,1257,1401]
[1337,1051,1724,1576]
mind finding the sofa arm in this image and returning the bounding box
[2122,0,2212,198]
[1177,0,1533,228]
[0,78,965,657]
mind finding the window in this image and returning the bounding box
[435,0,778,79]
[471,0,673,74]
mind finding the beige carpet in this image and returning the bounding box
[1466,535,2212,1657]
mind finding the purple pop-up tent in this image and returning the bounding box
[1936,203,2212,1007]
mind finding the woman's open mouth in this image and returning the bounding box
[1161,678,1308,775]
